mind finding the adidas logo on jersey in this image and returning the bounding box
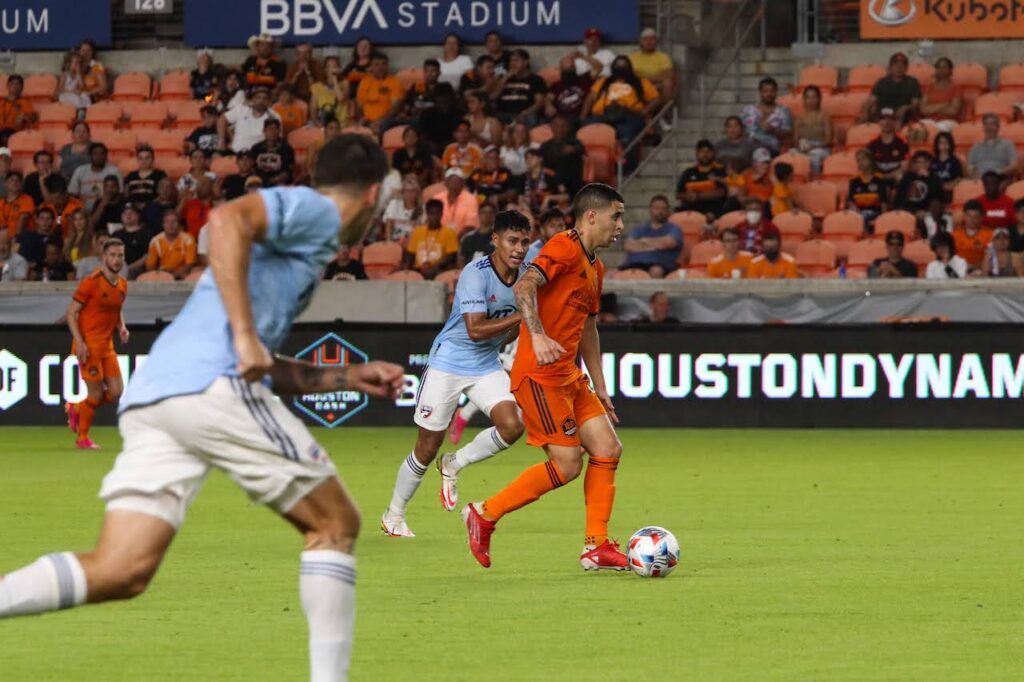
[489,294,497,302]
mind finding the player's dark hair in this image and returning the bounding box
[963,199,984,214]
[493,209,531,234]
[312,134,388,191]
[44,174,68,194]
[103,237,124,252]
[538,207,564,225]
[572,183,623,221]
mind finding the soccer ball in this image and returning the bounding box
[627,526,680,578]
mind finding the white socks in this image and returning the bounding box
[452,427,510,473]
[300,550,356,682]
[459,400,480,421]
[0,552,87,618]
[386,452,427,516]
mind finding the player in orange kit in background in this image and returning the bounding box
[463,183,629,570]
[65,238,129,450]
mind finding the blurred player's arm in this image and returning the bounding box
[269,355,406,399]
[66,299,88,364]
[514,266,565,365]
[580,315,617,423]
[464,311,522,342]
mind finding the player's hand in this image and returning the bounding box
[76,345,89,367]
[118,326,130,345]
[350,362,406,399]
[597,389,619,424]
[235,333,273,383]
[532,332,566,366]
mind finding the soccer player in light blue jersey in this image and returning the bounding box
[0,135,404,682]
[381,210,533,537]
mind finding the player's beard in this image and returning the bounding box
[338,204,375,246]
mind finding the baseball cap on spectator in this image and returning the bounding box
[483,145,498,154]
[879,107,896,118]
[640,27,657,39]
[197,47,214,58]
[762,225,781,241]
[584,27,601,39]
[445,167,464,179]
[885,230,905,246]
[752,148,772,163]
[994,227,1011,238]
[0,148,11,158]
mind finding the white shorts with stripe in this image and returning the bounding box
[414,367,513,431]
[99,376,336,529]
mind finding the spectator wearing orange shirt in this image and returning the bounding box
[442,121,483,176]
[357,53,404,130]
[919,57,963,133]
[706,227,753,279]
[41,174,85,239]
[0,75,35,141]
[581,56,659,165]
[146,209,197,279]
[431,168,480,235]
[744,226,798,279]
[242,34,287,89]
[272,84,307,137]
[953,200,994,271]
[0,171,36,239]
[403,199,458,279]
[181,177,214,240]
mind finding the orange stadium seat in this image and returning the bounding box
[797,64,839,95]
[0,73,7,97]
[669,211,708,242]
[907,62,935,89]
[434,268,461,293]
[795,181,838,218]
[381,125,407,154]
[716,211,745,230]
[845,239,886,278]
[972,92,1016,122]
[137,271,175,282]
[1005,180,1024,201]
[395,68,423,91]
[159,70,193,101]
[1002,122,1024,154]
[776,93,804,118]
[124,101,169,130]
[36,102,77,131]
[612,269,652,280]
[998,64,1024,94]
[795,239,836,278]
[774,210,813,254]
[846,65,886,94]
[421,181,445,201]
[577,123,617,184]
[688,240,724,274]
[362,241,404,279]
[821,151,859,185]
[824,92,869,134]
[952,62,988,102]
[210,156,238,177]
[116,157,139,177]
[22,74,57,105]
[529,124,553,144]
[952,122,984,154]
[42,129,71,151]
[7,130,45,165]
[903,239,933,275]
[92,130,138,162]
[845,123,880,150]
[952,179,984,209]
[146,129,187,157]
[538,67,561,87]
[288,125,324,156]
[112,72,152,102]
[160,156,190,181]
[85,101,123,131]
[772,151,811,184]
[167,100,202,130]
[387,269,425,281]
[341,125,375,139]
[821,210,864,260]
[874,210,917,240]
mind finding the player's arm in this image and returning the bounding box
[580,314,617,423]
[513,266,565,365]
[118,310,129,345]
[463,311,522,342]
[66,298,88,364]
[269,354,405,399]
[206,193,272,381]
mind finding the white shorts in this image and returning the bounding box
[99,376,337,529]
[414,367,514,431]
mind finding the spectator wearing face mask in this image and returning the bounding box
[744,226,798,278]
[925,230,967,279]
[734,197,776,255]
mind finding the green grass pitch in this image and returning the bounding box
[1,426,1022,681]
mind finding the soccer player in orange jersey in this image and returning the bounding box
[65,238,129,449]
[462,183,628,570]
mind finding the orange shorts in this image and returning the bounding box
[74,342,120,384]
[513,373,607,447]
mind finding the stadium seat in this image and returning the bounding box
[846,65,886,94]
[972,92,1016,122]
[952,62,988,103]
[160,156,191,181]
[1002,122,1024,155]
[210,155,238,177]
[997,64,1024,95]
[42,129,72,151]
[902,239,933,275]
[952,122,984,154]
[22,74,58,105]
[184,270,204,282]
[669,211,708,243]
[387,269,425,281]
[795,239,836,278]
[821,151,859,185]
[434,268,462,294]
[612,268,652,280]
[771,151,811,184]
[577,123,617,184]
[167,100,202,130]
[821,210,864,260]
[159,70,193,101]
[362,241,404,279]
[537,67,561,87]
[381,125,407,155]
[147,129,187,157]
[288,125,324,157]
[341,125,375,139]
[116,157,139,177]
[529,124,553,145]
[907,62,935,89]
[112,72,152,102]
[0,73,7,97]
[776,93,804,118]
[688,240,724,273]
[794,181,838,218]
[874,210,917,241]
[421,181,445,202]
[797,64,839,95]
[124,101,169,130]
[823,92,869,136]
[774,210,813,254]
[845,123,880,150]
[36,102,77,131]
[951,179,984,210]
[85,101,124,131]
[395,68,423,91]
[1005,180,1024,201]
[92,130,138,162]
[137,271,176,282]
[716,211,745,230]
[7,130,45,165]
[845,239,887,278]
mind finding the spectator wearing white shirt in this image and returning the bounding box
[573,27,615,78]
[217,86,280,153]
[383,178,423,242]
[438,33,473,89]
[68,143,122,210]
[0,232,28,281]
[925,231,968,279]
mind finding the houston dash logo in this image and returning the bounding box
[292,333,369,428]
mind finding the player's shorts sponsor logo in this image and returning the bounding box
[561,417,577,436]
[291,333,369,428]
[88,366,99,377]
[419,404,434,419]
[0,349,29,411]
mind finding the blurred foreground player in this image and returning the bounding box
[463,184,628,570]
[0,135,403,682]
[65,238,129,450]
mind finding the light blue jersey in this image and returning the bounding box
[120,187,340,412]
[524,239,544,265]
[427,256,519,376]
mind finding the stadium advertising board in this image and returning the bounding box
[0,0,111,49]
[3,323,1024,429]
[860,0,1024,39]
[184,0,639,46]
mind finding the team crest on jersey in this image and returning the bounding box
[561,417,577,436]
[419,404,434,419]
[291,333,370,428]
[88,366,99,377]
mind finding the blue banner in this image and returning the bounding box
[185,0,639,46]
[0,0,111,49]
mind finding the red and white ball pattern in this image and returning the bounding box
[627,526,680,578]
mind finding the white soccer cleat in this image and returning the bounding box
[437,453,459,512]
[380,511,415,538]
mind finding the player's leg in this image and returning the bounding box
[101,354,125,404]
[68,376,106,449]
[447,398,478,445]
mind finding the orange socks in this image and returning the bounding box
[76,397,102,440]
[584,455,619,547]
[483,460,565,522]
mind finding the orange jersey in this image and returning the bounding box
[744,253,799,279]
[512,230,604,388]
[72,270,127,350]
[706,251,753,279]
[952,227,993,268]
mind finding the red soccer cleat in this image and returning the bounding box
[579,539,629,571]
[461,502,495,568]
[448,411,468,445]
[65,402,79,434]
[75,437,101,450]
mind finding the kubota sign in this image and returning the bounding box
[861,0,1024,39]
